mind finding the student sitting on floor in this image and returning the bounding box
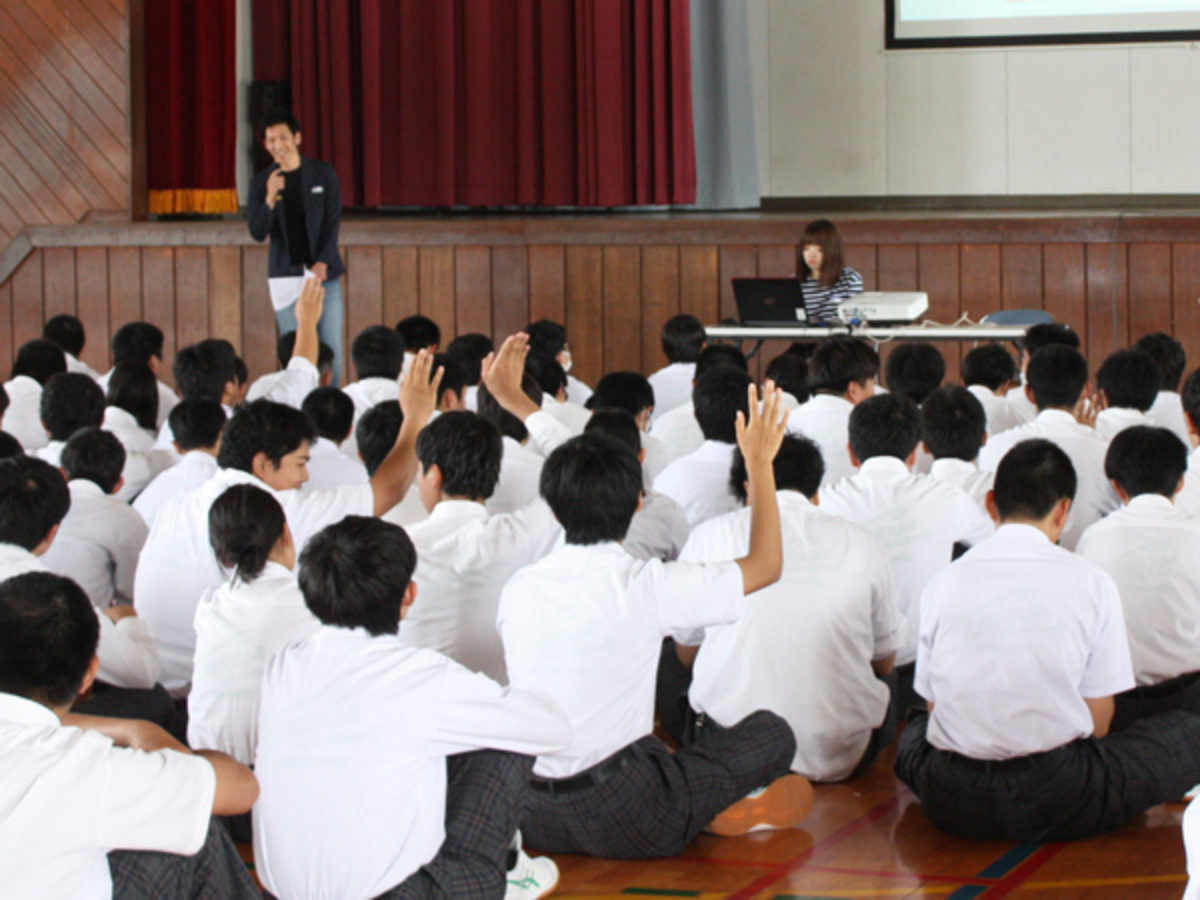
[648,313,707,424]
[445,332,493,412]
[44,312,101,379]
[103,361,160,455]
[679,434,903,782]
[133,400,226,529]
[885,343,945,406]
[152,337,240,465]
[961,342,1023,437]
[397,313,442,376]
[1135,331,1190,446]
[300,386,368,490]
[400,410,560,684]
[40,428,148,609]
[586,370,671,481]
[764,349,810,411]
[922,385,993,510]
[650,344,748,462]
[528,352,591,435]
[245,332,334,408]
[493,339,812,858]
[189,484,319,765]
[2,338,65,450]
[895,438,1200,842]
[99,321,179,429]
[1176,369,1200,517]
[254,515,569,900]
[1076,426,1200,730]
[526,318,591,406]
[1092,348,1160,441]
[344,325,408,425]
[477,372,548,515]
[1005,322,1081,426]
[0,571,260,899]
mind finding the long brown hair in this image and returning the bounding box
[800,219,845,287]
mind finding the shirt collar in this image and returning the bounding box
[993,522,1053,546]
[857,456,911,480]
[1035,408,1084,431]
[0,543,43,568]
[68,479,108,500]
[428,499,489,522]
[930,457,978,478]
[0,692,58,727]
[1125,493,1178,515]
[805,393,854,412]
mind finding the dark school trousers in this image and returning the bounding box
[894,708,1200,842]
[1111,669,1200,733]
[521,709,796,859]
[109,819,260,899]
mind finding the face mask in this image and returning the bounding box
[560,350,573,373]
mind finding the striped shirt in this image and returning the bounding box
[802,268,863,323]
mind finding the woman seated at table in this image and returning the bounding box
[800,219,863,323]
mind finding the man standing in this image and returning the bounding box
[248,111,345,384]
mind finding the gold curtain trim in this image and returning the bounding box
[147,188,240,215]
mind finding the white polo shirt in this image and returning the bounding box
[647,362,695,423]
[499,542,744,778]
[341,375,399,423]
[0,692,215,900]
[649,401,703,462]
[819,456,994,665]
[541,394,591,435]
[977,409,1119,550]
[102,406,157,455]
[253,626,570,900]
[1094,406,1153,442]
[1147,390,1191,448]
[133,451,219,529]
[485,437,543,515]
[1004,383,1038,427]
[623,490,691,561]
[1178,447,1200,519]
[683,492,903,781]
[244,356,320,409]
[65,351,102,380]
[787,393,858,487]
[188,561,320,764]
[40,479,148,608]
[304,437,368,491]
[928,457,993,510]
[967,384,1025,438]
[1076,494,1200,685]
[653,440,739,527]
[916,524,1134,761]
[2,375,49,450]
[401,499,561,683]
[566,374,592,407]
[135,465,372,693]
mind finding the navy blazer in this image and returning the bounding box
[247,156,345,280]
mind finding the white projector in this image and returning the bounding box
[837,292,929,325]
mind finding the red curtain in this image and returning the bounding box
[252,0,695,208]
[146,0,239,214]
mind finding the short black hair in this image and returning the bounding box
[40,373,105,441]
[583,409,642,457]
[921,386,986,462]
[1133,332,1186,392]
[1019,323,1080,358]
[174,339,237,403]
[765,352,810,404]
[298,517,416,637]
[885,343,946,405]
[587,371,655,416]
[395,315,441,352]
[61,428,125,494]
[525,319,568,358]
[0,572,98,708]
[432,353,466,406]
[111,322,164,367]
[1027,345,1088,410]
[0,456,70,549]
[0,432,23,460]
[415,411,502,500]
[106,362,159,431]
[302,387,355,443]
[661,314,707,363]
[445,333,494,386]
[540,434,642,545]
[1096,349,1160,412]
[234,356,248,388]
[525,353,566,398]
[477,375,542,443]
[992,438,1076,522]
[12,339,66,385]
[962,343,1017,391]
[260,109,301,137]
[694,344,748,380]
[693,367,753,443]
[169,400,225,452]
[730,434,822,503]
[808,337,879,394]
[218,400,316,473]
[355,401,402,476]
[1183,369,1200,434]
[0,383,8,418]
[351,325,405,380]
[43,314,85,357]
[209,484,287,583]
[276,332,335,374]
[848,393,921,462]
[1104,425,1187,499]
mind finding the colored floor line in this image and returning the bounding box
[976,844,1066,898]
[724,792,907,900]
[976,843,1041,879]
[801,863,994,886]
[1020,873,1186,889]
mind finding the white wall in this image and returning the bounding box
[750,0,1200,197]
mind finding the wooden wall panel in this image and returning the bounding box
[491,247,529,343]
[564,247,603,385]
[75,247,108,373]
[1085,243,1128,363]
[107,246,142,348]
[1043,244,1087,342]
[916,245,962,378]
[718,246,756,325]
[0,278,12,376]
[240,246,276,387]
[1001,244,1043,311]
[1127,243,1172,341]
[602,246,642,375]
[207,247,241,351]
[42,246,76,318]
[382,246,419,328]
[10,250,42,347]
[417,247,455,348]
[454,246,492,339]
[528,246,565,326]
[141,247,175,384]
[1172,245,1200,374]
[877,245,918,292]
[346,247,383,355]
[845,245,877,290]
[679,246,719,327]
[959,245,1001,324]
[173,247,208,351]
[641,246,680,376]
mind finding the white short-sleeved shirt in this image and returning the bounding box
[541,394,591,435]
[819,456,994,665]
[97,370,179,429]
[1094,406,1153,442]
[245,356,321,409]
[1004,383,1039,427]
[102,406,157,455]
[916,524,1134,761]
[1178,447,1200,518]
[1147,390,1190,448]
[2,375,49,450]
[499,542,744,778]
[683,492,903,781]
[623,490,691,562]
[253,627,570,900]
[303,437,368,492]
[977,409,1119,550]
[928,457,993,510]
[649,401,704,462]
[188,562,320,764]
[653,440,739,527]
[787,393,858,487]
[342,376,399,423]
[0,692,215,900]
[641,432,673,484]
[40,479,148,608]
[33,440,160,501]
[135,465,372,693]
[132,451,219,529]
[566,374,592,407]
[401,499,561,683]
[485,437,543,515]
[1076,494,1200,685]
[966,384,1025,438]
[65,351,102,380]
[1184,797,1200,900]
[648,362,695,424]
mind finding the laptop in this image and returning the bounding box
[732,278,808,326]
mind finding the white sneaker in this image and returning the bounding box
[505,847,559,900]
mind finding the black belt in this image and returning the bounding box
[1122,669,1200,700]
[529,744,637,796]
[949,751,1041,773]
